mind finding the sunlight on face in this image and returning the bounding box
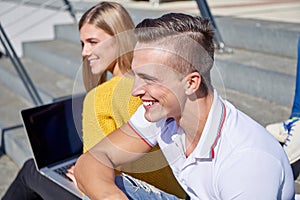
[132,44,187,122]
[80,23,117,75]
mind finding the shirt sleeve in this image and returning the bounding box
[128,105,166,147]
[216,150,294,200]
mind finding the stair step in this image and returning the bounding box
[22,39,82,79]
[216,17,300,58]
[0,83,31,129]
[2,128,32,168]
[0,83,32,168]
[0,57,84,104]
[212,47,297,107]
[222,87,290,127]
[55,24,80,45]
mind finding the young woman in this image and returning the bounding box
[79,2,140,152]
[3,2,184,199]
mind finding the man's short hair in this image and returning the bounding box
[134,13,215,93]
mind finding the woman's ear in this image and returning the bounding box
[184,72,201,95]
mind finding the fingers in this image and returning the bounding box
[68,165,75,173]
[66,165,77,185]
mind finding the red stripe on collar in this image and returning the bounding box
[211,101,226,159]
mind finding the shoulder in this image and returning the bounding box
[95,76,121,93]
[215,148,294,199]
[83,87,96,106]
[83,78,118,111]
[222,100,279,151]
[214,101,294,198]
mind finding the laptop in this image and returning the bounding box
[20,94,85,198]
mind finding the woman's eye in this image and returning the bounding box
[90,41,98,45]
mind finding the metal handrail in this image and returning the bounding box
[0,22,43,106]
[195,0,232,53]
[62,0,77,23]
[0,0,77,107]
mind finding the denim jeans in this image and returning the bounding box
[291,37,300,118]
[83,173,180,200]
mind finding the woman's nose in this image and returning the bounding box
[81,45,91,57]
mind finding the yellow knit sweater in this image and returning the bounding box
[82,76,141,152]
[82,76,185,198]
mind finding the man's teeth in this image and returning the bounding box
[143,101,154,106]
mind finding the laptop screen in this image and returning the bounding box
[21,94,85,169]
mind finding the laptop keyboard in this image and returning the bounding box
[54,162,75,181]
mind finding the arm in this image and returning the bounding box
[74,123,151,200]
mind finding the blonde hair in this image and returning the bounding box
[79,2,135,92]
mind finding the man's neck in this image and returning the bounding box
[180,91,214,157]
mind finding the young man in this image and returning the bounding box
[74,13,295,200]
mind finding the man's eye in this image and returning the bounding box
[144,78,155,84]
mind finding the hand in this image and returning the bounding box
[66,165,77,186]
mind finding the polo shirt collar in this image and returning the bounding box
[194,89,226,159]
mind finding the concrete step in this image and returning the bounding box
[127,5,300,58]
[0,154,19,197]
[22,39,82,79]
[2,127,32,169]
[0,1,74,57]
[213,48,297,107]
[0,83,31,128]
[55,5,300,59]
[215,17,300,58]
[0,57,83,104]
[0,83,32,168]
[218,87,290,127]
[54,24,80,45]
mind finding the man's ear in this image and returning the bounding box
[184,72,201,95]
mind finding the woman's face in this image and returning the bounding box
[80,23,117,75]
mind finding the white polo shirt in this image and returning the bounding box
[128,90,295,200]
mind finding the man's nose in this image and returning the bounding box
[132,77,146,97]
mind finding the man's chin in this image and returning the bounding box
[144,112,165,122]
